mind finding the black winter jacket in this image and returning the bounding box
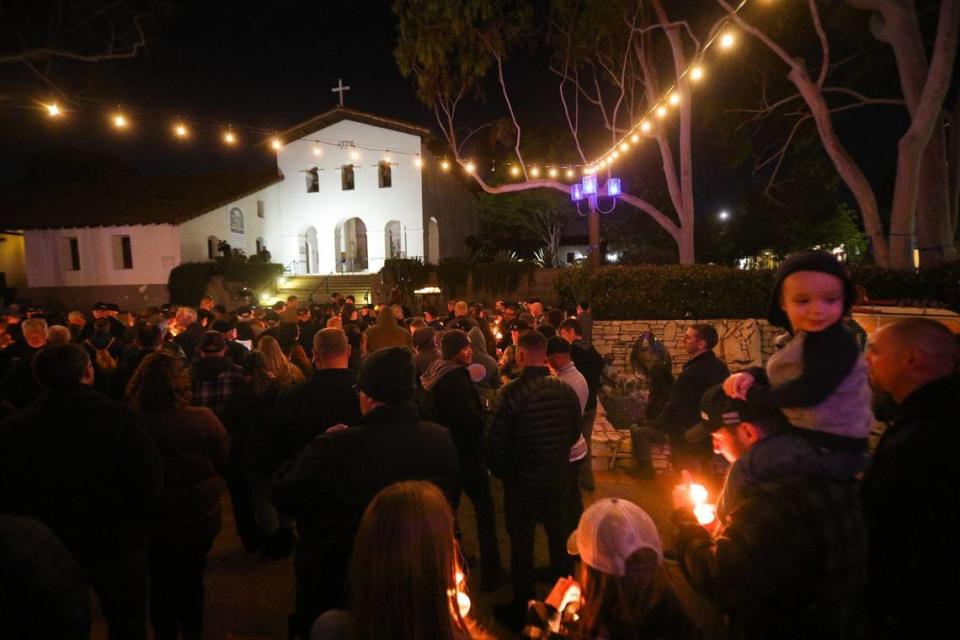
[0,385,163,564]
[860,375,960,637]
[425,365,485,456]
[570,339,603,411]
[486,366,581,487]
[275,368,361,460]
[655,350,729,437]
[274,401,460,615]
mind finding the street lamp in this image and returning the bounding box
[571,175,621,216]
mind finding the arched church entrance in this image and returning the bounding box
[334,217,368,272]
[385,220,403,259]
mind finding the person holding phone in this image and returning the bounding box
[524,498,694,639]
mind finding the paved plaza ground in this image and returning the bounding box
[89,463,723,640]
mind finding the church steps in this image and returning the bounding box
[277,273,379,305]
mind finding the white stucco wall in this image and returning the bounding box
[24,225,181,287]
[271,119,424,274]
[178,185,280,263]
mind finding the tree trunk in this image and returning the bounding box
[916,123,957,267]
[588,207,601,267]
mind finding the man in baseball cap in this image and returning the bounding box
[672,384,867,638]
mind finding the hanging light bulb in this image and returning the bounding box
[510,165,521,177]
[720,31,735,49]
[548,167,558,178]
[174,122,189,139]
[530,166,540,178]
[465,161,476,174]
[583,166,595,175]
[690,65,704,81]
[620,142,629,152]
[610,150,619,160]
[45,102,62,118]
[631,133,640,143]
[565,168,575,179]
[669,92,681,106]
[313,144,323,156]
[223,129,237,145]
[440,160,450,171]
[112,111,129,129]
[271,137,283,151]
[640,120,652,134]
[655,105,668,118]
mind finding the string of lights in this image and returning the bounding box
[22,0,751,181]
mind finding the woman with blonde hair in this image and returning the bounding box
[257,334,304,387]
[311,481,490,640]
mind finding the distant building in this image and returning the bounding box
[0,107,478,309]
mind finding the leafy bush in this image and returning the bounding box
[222,261,283,292]
[168,260,282,306]
[382,258,433,292]
[168,262,218,306]
[436,257,471,296]
[472,260,537,295]
[555,262,960,320]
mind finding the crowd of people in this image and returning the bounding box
[0,250,957,640]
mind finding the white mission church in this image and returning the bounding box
[0,106,479,309]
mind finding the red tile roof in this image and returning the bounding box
[0,169,283,230]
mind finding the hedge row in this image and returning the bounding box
[167,260,283,306]
[554,262,960,320]
[382,257,537,297]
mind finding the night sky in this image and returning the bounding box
[0,0,933,237]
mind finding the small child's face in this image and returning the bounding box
[780,270,844,333]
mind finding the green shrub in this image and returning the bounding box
[168,260,283,306]
[555,262,960,320]
[471,260,537,295]
[168,262,218,306]
[222,261,284,292]
[436,257,471,296]
[382,258,433,292]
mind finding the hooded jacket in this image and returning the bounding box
[364,310,412,354]
[412,327,442,378]
[468,328,501,389]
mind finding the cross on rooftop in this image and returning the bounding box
[331,78,351,106]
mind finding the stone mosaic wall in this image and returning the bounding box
[591,318,782,377]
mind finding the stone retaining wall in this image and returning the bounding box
[592,318,781,377]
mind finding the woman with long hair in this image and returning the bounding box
[311,481,490,640]
[523,498,700,640]
[126,351,228,640]
[257,334,304,387]
[524,498,696,639]
[223,350,294,557]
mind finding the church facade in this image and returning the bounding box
[0,107,478,309]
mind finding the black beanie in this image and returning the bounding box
[768,251,856,331]
[357,346,416,403]
[441,329,471,360]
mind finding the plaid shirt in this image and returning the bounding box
[189,356,244,418]
[673,474,867,640]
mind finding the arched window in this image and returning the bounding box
[341,164,355,191]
